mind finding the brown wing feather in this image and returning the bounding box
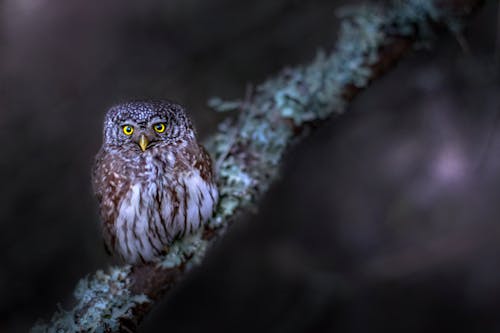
[92,149,130,253]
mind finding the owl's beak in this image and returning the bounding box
[138,134,149,152]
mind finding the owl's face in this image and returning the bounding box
[102,100,195,153]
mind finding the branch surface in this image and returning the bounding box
[32,0,483,332]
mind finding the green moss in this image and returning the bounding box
[159,231,208,268]
[32,267,149,332]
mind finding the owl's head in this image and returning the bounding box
[102,100,195,152]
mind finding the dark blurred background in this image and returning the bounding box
[1,0,500,332]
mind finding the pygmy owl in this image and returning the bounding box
[92,100,218,264]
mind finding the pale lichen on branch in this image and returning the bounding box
[32,0,482,332]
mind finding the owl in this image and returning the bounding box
[92,100,218,264]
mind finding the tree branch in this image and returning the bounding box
[32,0,483,332]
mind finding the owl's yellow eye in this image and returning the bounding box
[153,123,166,133]
[122,125,134,135]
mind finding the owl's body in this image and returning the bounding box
[92,100,217,264]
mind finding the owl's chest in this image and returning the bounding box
[115,150,214,226]
[100,152,176,217]
[112,160,217,263]
[131,152,177,182]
